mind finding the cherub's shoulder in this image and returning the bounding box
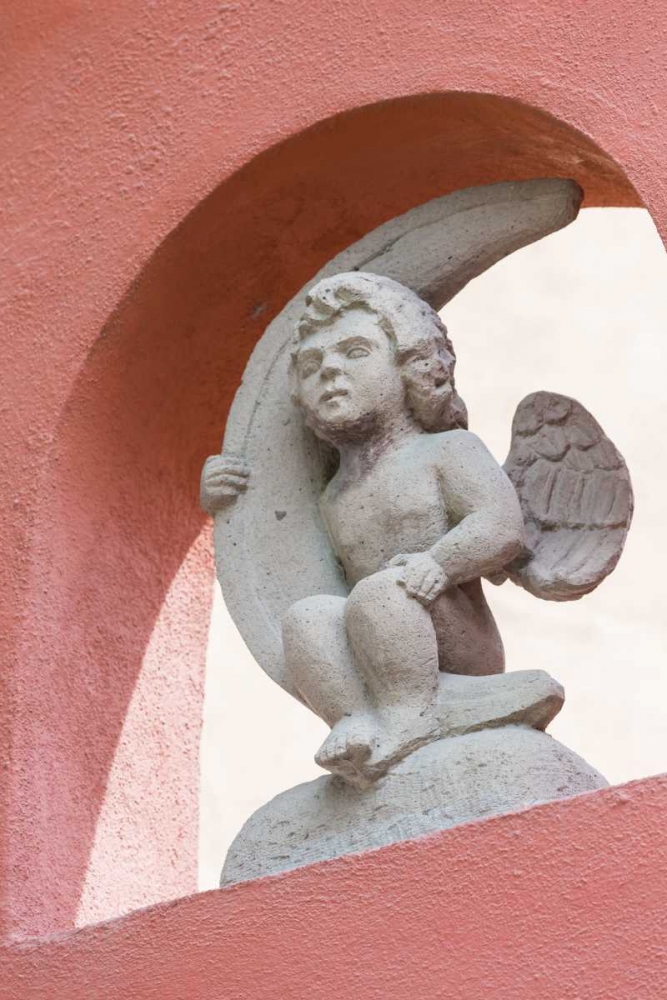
[429,428,488,455]
[427,429,502,475]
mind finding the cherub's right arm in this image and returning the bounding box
[429,430,525,585]
[200,454,250,514]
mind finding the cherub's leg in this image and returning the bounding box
[431,579,504,676]
[345,568,441,777]
[282,595,377,784]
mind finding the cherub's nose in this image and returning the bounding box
[320,359,342,380]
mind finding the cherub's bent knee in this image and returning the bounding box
[282,594,345,645]
[346,568,411,627]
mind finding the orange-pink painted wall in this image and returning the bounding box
[1,0,665,945]
[3,779,667,998]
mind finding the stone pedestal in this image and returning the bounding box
[221,724,607,886]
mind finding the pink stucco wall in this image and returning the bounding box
[3,778,667,998]
[1,0,665,945]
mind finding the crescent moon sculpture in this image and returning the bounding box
[203,177,635,884]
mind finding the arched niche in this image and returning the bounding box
[16,90,642,935]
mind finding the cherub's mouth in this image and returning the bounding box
[320,388,349,403]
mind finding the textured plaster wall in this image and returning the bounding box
[2,0,667,943]
[4,778,667,999]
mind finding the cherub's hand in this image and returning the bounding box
[200,454,250,514]
[388,552,448,607]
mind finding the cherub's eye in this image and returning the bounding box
[347,347,370,359]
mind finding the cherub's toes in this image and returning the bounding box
[343,734,373,764]
[315,735,343,769]
[316,729,373,770]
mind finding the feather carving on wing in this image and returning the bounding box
[500,392,633,601]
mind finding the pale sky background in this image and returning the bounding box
[199,208,667,890]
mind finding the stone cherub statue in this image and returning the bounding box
[202,271,633,792]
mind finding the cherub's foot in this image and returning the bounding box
[363,707,441,783]
[315,714,376,788]
[316,708,442,788]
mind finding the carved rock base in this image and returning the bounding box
[221,725,607,887]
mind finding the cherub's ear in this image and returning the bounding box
[402,348,466,431]
[448,388,468,430]
[432,355,449,388]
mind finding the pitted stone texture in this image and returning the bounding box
[436,668,563,738]
[221,725,607,886]
[212,180,583,696]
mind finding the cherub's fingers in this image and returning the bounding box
[410,577,437,606]
[206,483,247,497]
[414,591,435,607]
[405,569,430,598]
[204,486,247,502]
[412,569,438,599]
[203,455,250,474]
[420,572,445,603]
[221,462,250,474]
[419,571,436,594]
[209,465,249,480]
[204,479,248,496]
[203,490,234,505]
[205,483,248,498]
[206,472,248,487]
[416,568,438,592]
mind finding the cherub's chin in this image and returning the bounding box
[313,400,353,422]
[304,405,372,443]
[315,414,350,433]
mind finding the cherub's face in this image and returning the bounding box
[293,309,405,442]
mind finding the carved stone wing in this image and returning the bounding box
[502,392,633,601]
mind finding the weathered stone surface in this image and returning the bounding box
[206,180,584,699]
[436,668,564,738]
[201,182,626,873]
[221,724,608,887]
[203,268,630,788]
[502,391,633,600]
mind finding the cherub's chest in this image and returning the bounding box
[322,460,448,576]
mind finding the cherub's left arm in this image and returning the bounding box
[430,430,526,585]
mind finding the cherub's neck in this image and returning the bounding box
[335,413,422,480]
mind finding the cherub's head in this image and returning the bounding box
[289,272,468,445]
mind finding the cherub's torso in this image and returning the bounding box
[320,431,451,585]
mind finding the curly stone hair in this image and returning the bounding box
[290,271,468,432]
